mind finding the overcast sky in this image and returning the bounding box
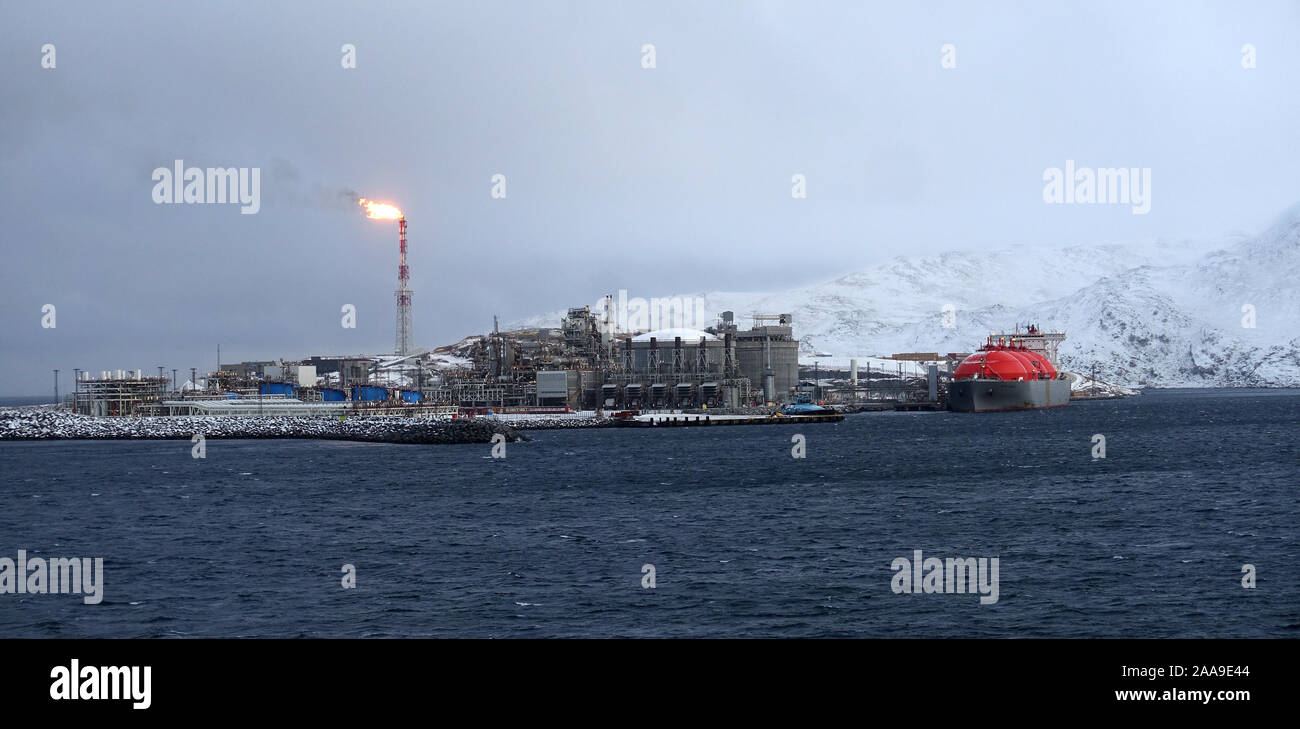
[3,1,1298,395]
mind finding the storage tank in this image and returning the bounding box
[350,385,388,402]
[258,382,295,397]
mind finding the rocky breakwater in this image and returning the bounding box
[498,416,613,431]
[0,408,522,445]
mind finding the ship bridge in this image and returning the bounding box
[987,324,1066,367]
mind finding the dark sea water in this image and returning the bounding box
[1,389,1296,638]
[0,397,55,407]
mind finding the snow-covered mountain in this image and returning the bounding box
[510,207,1300,387]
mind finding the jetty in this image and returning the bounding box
[613,412,844,427]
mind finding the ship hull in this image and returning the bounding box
[947,378,1070,412]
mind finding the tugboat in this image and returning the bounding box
[778,396,838,416]
[609,409,643,426]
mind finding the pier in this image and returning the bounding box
[615,412,844,427]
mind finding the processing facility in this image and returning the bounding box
[426,307,799,410]
[67,303,803,415]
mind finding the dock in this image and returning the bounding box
[893,401,945,411]
[614,412,844,427]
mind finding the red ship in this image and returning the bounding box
[947,326,1071,412]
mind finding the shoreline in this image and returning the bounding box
[0,408,533,445]
[0,406,856,442]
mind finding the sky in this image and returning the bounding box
[2,0,1298,395]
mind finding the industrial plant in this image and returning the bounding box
[54,195,1082,419]
[55,191,804,418]
[64,304,808,417]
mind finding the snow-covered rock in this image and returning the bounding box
[0,408,526,444]
[506,206,1300,388]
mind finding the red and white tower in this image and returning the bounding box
[359,198,411,356]
[395,217,411,356]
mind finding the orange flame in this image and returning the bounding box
[358,197,403,220]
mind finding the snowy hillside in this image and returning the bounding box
[509,208,1300,387]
